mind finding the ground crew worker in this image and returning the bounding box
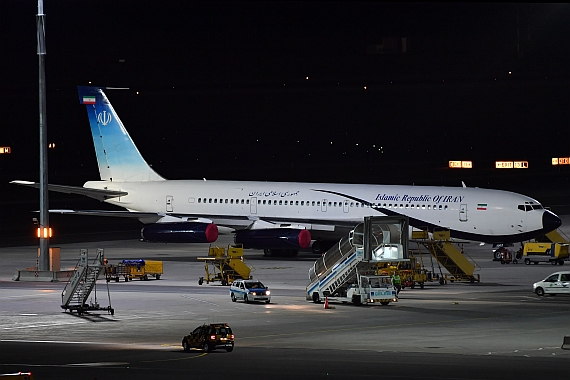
[392,273,402,294]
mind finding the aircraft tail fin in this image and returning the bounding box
[78,86,164,182]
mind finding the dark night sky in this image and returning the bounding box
[2,1,570,187]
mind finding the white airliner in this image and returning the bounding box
[12,86,561,256]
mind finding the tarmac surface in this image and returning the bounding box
[1,218,570,379]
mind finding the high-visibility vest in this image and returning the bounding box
[392,275,401,284]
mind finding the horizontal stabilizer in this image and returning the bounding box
[10,180,127,201]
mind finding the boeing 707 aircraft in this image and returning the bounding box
[12,86,562,256]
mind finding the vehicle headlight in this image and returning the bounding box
[251,292,257,296]
[266,290,270,295]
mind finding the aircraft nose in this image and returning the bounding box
[543,210,562,233]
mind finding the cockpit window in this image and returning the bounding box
[518,204,544,212]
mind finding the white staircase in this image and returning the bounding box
[61,249,114,315]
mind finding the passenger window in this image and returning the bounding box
[312,201,316,206]
[301,201,304,206]
[246,200,249,204]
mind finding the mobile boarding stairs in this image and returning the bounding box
[306,216,409,305]
[61,249,114,315]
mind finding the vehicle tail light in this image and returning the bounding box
[231,334,234,339]
[210,335,216,340]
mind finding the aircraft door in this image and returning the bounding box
[343,200,349,213]
[459,204,467,222]
[250,197,257,214]
[166,196,173,212]
[321,199,327,212]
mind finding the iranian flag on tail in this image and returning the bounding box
[82,96,96,104]
[477,203,487,210]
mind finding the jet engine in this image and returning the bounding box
[234,228,311,249]
[141,222,218,243]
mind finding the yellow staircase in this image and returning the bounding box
[198,245,253,285]
[413,230,480,284]
[545,229,569,244]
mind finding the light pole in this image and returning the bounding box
[37,0,50,270]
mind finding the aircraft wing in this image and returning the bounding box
[48,208,351,234]
[11,180,127,201]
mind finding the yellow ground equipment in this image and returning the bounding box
[376,256,431,289]
[198,245,253,285]
[106,259,163,282]
[523,242,569,265]
[412,229,480,284]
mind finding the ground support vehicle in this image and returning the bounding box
[182,323,234,353]
[230,279,271,303]
[198,245,252,285]
[376,256,431,289]
[500,249,515,264]
[412,229,480,284]
[337,273,397,305]
[523,242,569,265]
[106,259,163,282]
[307,216,408,306]
[533,271,570,296]
[61,249,114,316]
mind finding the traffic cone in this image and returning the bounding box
[324,296,330,309]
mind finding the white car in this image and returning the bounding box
[533,271,570,296]
[230,279,271,303]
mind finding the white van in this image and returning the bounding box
[533,271,570,296]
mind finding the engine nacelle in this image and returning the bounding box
[141,222,218,243]
[234,228,311,249]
